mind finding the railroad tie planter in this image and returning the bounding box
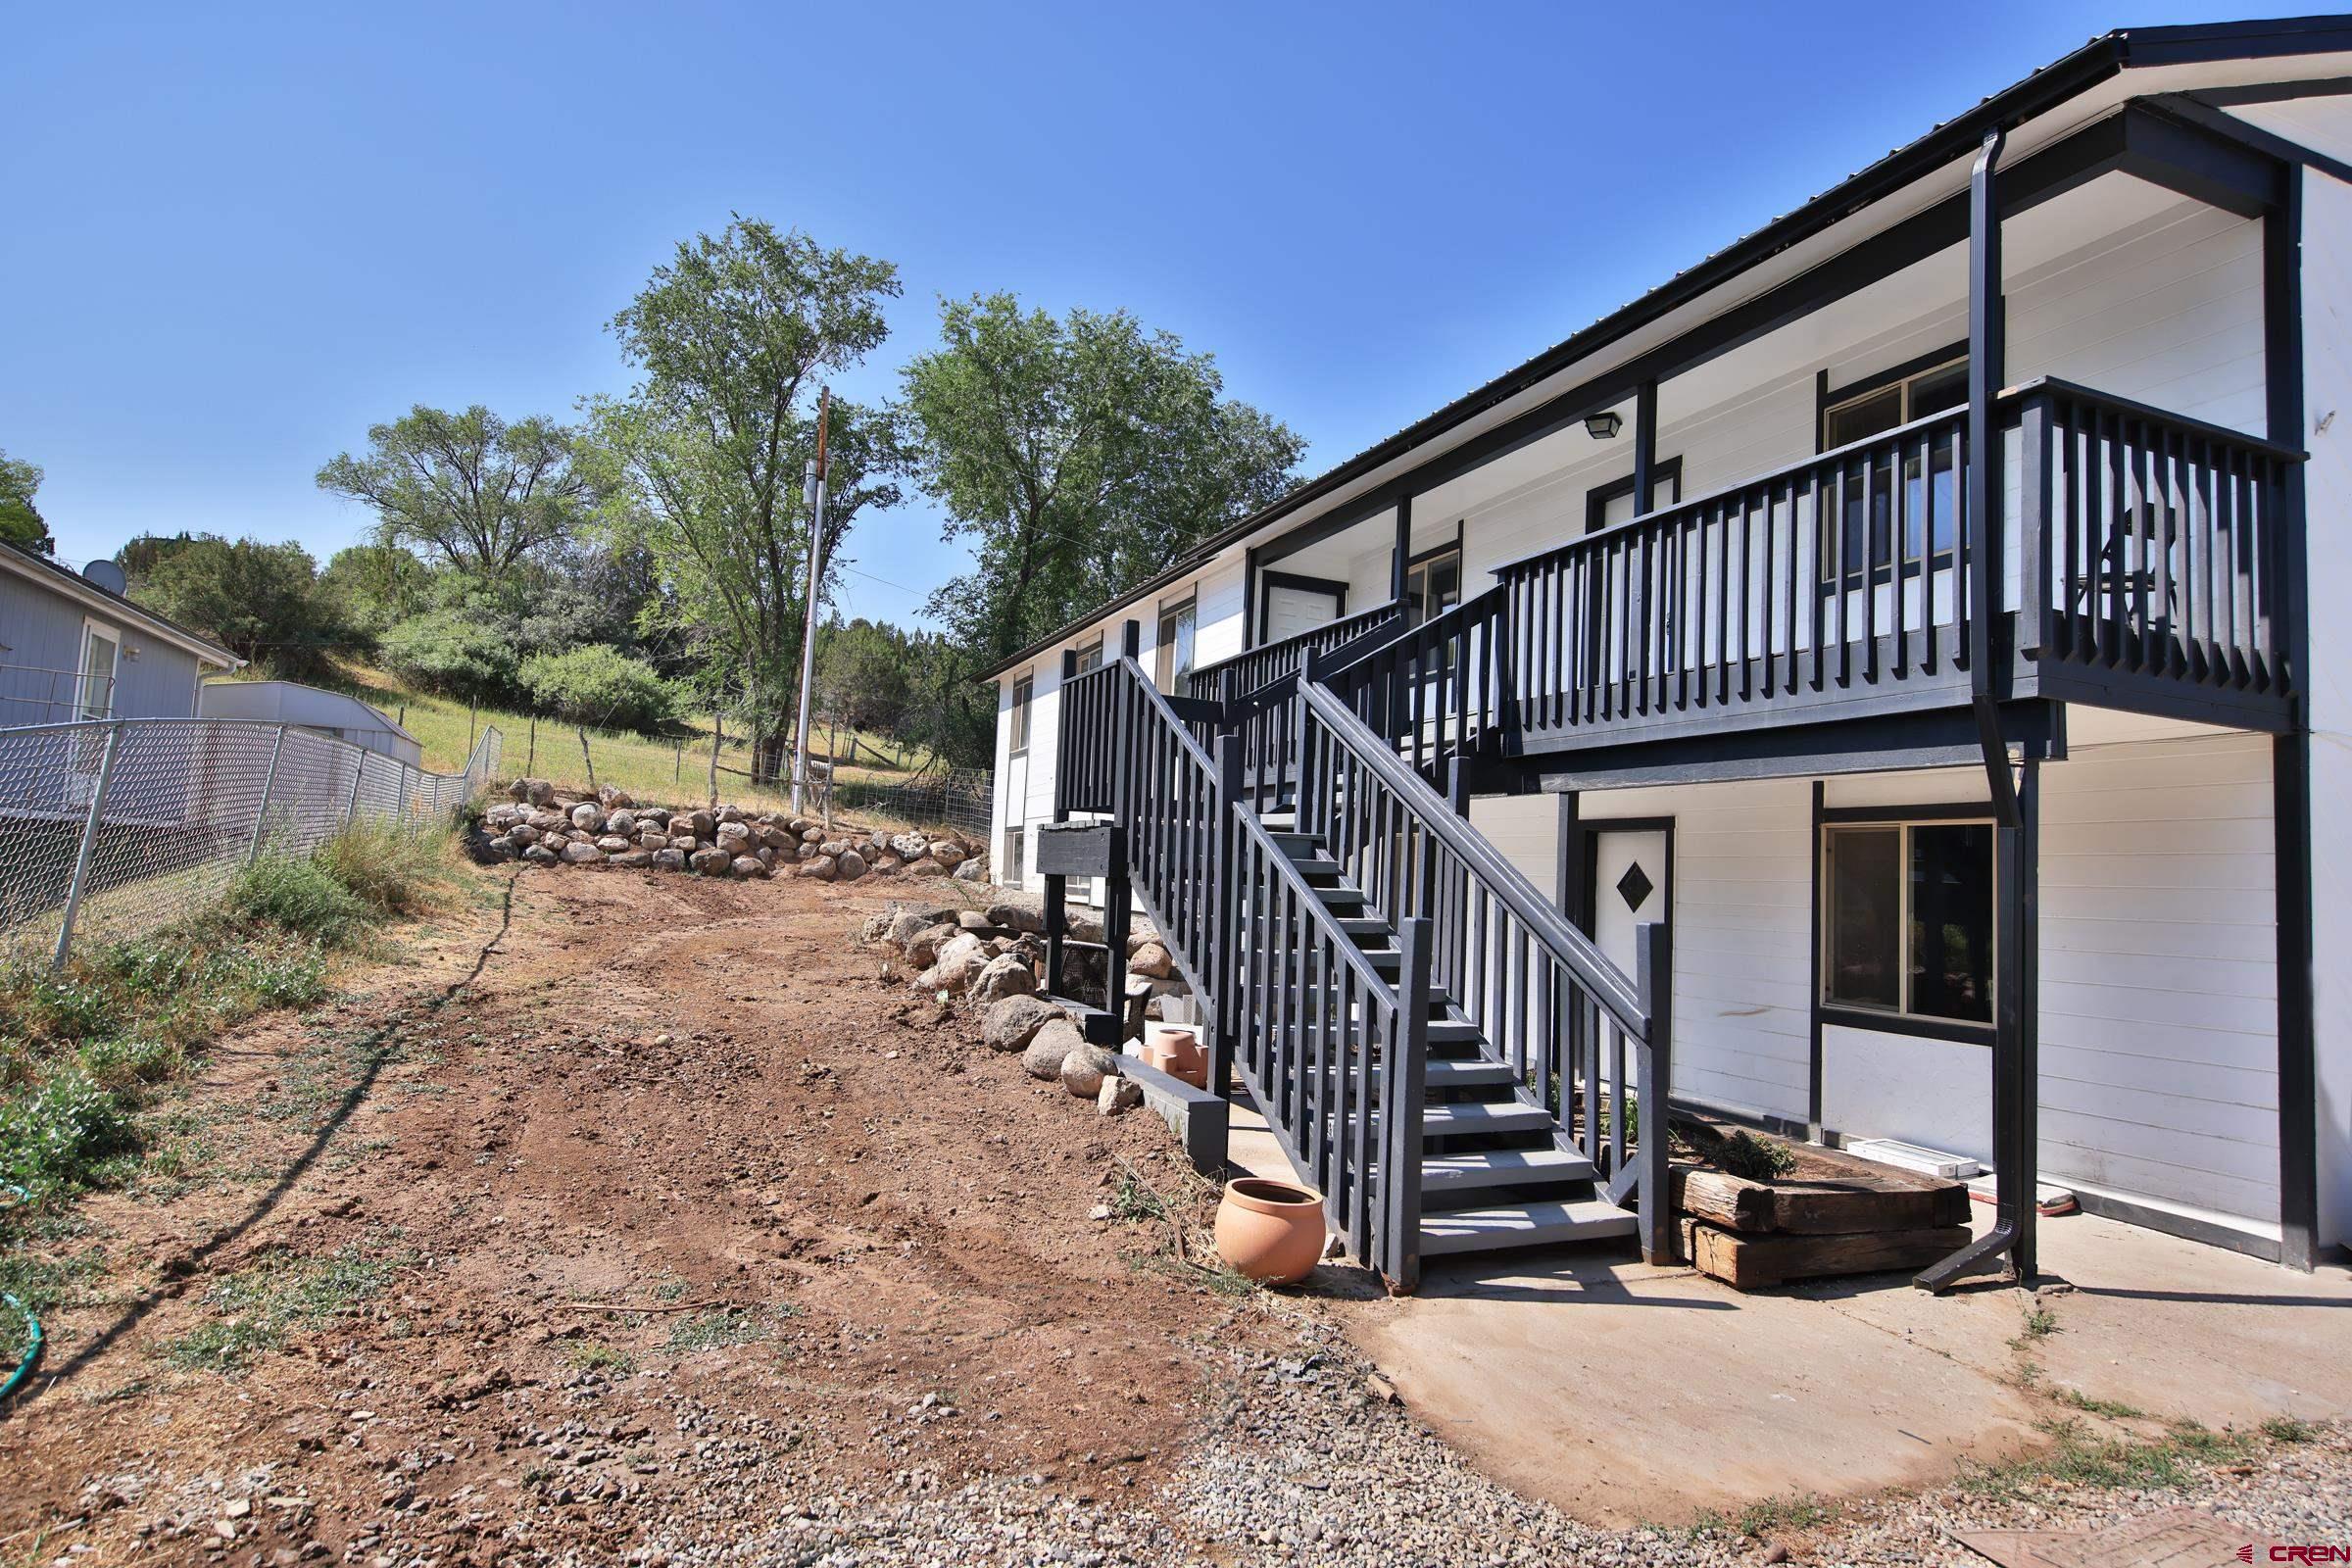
[1670,1118,1972,1291]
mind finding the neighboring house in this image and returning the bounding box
[0,542,240,725]
[983,18,2352,1286]
[197,679,423,768]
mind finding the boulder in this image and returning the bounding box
[866,830,891,854]
[612,850,654,869]
[801,827,825,845]
[523,843,560,865]
[596,834,632,855]
[802,855,838,882]
[956,909,996,933]
[971,953,1037,1004]
[569,802,605,833]
[484,837,519,861]
[757,846,777,868]
[680,809,716,839]
[1070,913,1107,945]
[607,808,638,837]
[689,847,732,876]
[986,903,1044,936]
[652,848,687,872]
[641,806,672,827]
[539,830,569,850]
[1097,1076,1144,1115]
[1022,1019,1085,1081]
[485,803,522,829]
[890,832,930,859]
[1060,1042,1118,1100]
[510,823,541,847]
[638,829,668,851]
[560,842,605,865]
[954,858,989,883]
[981,994,1056,1054]
[717,805,746,825]
[527,809,568,832]
[929,842,967,868]
[715,821,753,853]
[669,834,699,853]
[759,824,795,852]
[906,858,950,879]
[731,855,766,879]
[1129,942,1175,980]
[836,850,867,882]
[871,853,905,875]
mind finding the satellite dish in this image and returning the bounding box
[81,560,127,595]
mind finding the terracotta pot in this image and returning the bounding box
[1214,1177,1327,1285]
[1143,1028,1206,1089]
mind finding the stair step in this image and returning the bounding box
[1337,917,1390,940]
[1421,1100,1553,1137]
[1417,1198,1641,1256]
[1423,1058,1520,1089]
[1421,1147,1597,1192]
[1425,1019,1486,1048]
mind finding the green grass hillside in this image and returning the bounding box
[282,662,934,812]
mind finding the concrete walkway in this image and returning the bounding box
[1207,1068,2352,1526]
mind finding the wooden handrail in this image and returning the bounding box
[1187,600,1407,701]
[1294,675,1649,1035]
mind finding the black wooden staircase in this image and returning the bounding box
[1053,618,1673,1292]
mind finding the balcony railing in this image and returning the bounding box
[1490,378,2298,752]
[1184,600,1407,704]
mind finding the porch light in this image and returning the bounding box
[1584,411,1623,439]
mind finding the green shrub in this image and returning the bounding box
[224,855,370,948]
[0,1065,140,1196]
[312,819,448,918]
[1716,1129,1797,1183]
[379,605,519,701]
[518,643,676,731]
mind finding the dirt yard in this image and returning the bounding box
[5,862,2346,1568]
[0,865,1299,1565]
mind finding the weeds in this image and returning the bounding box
[1958,1416,2261,1500]
[161,1244,400,1373]
[2052,1386,2145,1419]
[1714,1129,1797,1182]
[566,1342,638,1375]
[311,818,450,919]
[1690,1492,1839,1541]
[2262,1415,2318,1444]
[667,1306,790,1352]
[1110,1168,1168,1223]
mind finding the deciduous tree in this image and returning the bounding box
[0,448,52,557]
[317,406,597,579]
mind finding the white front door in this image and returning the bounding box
[1590,828,1670,979]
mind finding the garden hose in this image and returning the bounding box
[1,1184,41,1403]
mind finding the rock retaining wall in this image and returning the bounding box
[479,779,989,884]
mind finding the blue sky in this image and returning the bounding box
[0,0,2290,628]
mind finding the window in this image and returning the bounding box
[1403,547,1461,623]
[1007,673,1033,755]
[1822,819,1995,1029]
[1072,634,1105,673]
[1004,826,1026,885]
[1819,356,1966,581]
[76,620,120,720]
[1154,593,1197,690]
[1586,458,1684,534]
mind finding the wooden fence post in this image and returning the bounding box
[1210,733,1245,1102]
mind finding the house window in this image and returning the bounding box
[1586,457,1684,534]
[1820,356,1967,580]
[1821,818,1995,1029]
[1154,593,1197,690]
[1072,634,1105,673]
[1007,674,1033,755]
[77,620,121,720]
[1004,826,1026,885]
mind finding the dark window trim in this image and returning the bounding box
[1585,456,1685,534]
[1572,815,1677,939]
[1405,518,1465,568]
[1154,589,1198,688]
[1815,338,1971,443]
[1817,806,1999,1044]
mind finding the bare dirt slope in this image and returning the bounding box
[1,865,1273,1566]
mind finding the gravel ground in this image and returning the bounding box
[526,1309,2347,1568]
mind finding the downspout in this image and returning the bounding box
[1966,126,2023,832]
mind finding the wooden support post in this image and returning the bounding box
[1103,823,1132,1035]
[1384,917,1432,1294]
[1210,734,1246,1102]
[1391,492,1413,604]
[1636,918,1677,1265]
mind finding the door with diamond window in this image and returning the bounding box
[1589,827,1670,983]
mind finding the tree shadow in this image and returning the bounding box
[4,871,520,1413]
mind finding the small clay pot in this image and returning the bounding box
[1143,1028,1206,1089]
[1214,1177,1327,1285]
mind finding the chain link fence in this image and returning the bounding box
[0,717,501,969]
[823,767,993,838]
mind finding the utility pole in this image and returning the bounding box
[790,388,831,814]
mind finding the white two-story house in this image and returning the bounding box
[981,17,2352,1287]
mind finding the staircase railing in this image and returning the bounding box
[1223,775,1432,1289]
[1292,675,1677,1264]
[1186,600,1408,704]
[1314,586,1513,785]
